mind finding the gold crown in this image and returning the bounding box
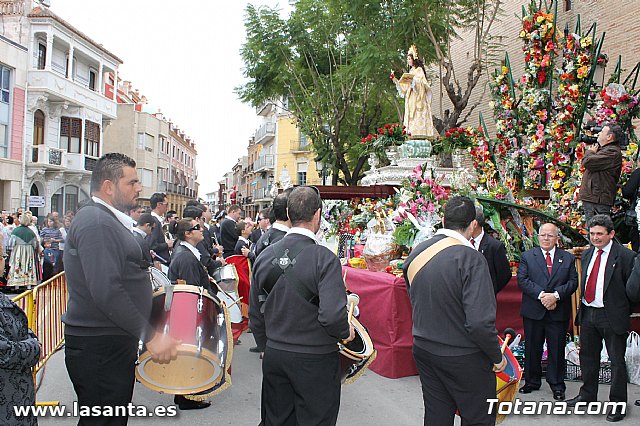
[408,44,419,59]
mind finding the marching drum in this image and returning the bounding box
[136,284,233,396]
[149,267,170,292]
[338,317,376,384]
[212,264,239,293]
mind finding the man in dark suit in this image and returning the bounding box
[147,193,172,265]
[221,205,241,258]
[132,213,156,267]
[517,223,578,400]
[250,208,271,245]
[566,215,637,422]
[469,207,512,294]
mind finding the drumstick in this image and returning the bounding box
[347,302,355,324]
[208,275,241,305]
[225,296,244,308]
[343,269,348,291]
[500,335,511,354]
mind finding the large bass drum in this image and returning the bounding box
[338,317,376,384]
[135,285,233,397]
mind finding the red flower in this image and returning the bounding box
[366,134,373,142]
[384,124,391,129]
[537,71,546,85]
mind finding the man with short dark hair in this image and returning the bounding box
[249,186,354,425]
[133,213,155,267]
[128,205,145,223]
[517,223,578,400]
[254,188,293,258]
[221,204,242,258]
[62,153,177,425]
[148,192,172,265]
[250,207,271,244]
[469,206,512,294]
[579,122,624,223]
[566,214,636,422]
[403,196,505,425]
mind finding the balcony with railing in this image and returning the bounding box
[30,145,66,168]
[254,122,276,144]
[290,139,311,153]
[256,100,275,117]
[253,186,274,201]
[28,70,117,119]
[66,153,98,172]
[254,154,274,172]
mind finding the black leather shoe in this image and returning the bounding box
[249,346,261,353]
[174,395,211,410]
[519,384,539,394]
[565,395,594,407]
[606,412,625,422]
[553,390,565,401]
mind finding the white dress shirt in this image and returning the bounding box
[435,228,474,248]
[470,229,485,250]
[92,196,136,232]
[287,227,319,243]
[583,240,612,308]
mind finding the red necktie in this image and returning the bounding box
[584,249,603,304]
[470,238,476,248]
[545,252,552,275]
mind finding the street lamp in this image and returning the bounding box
[315,158,328,185]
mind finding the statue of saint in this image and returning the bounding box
[392,45,435,138]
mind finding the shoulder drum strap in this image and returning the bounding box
[407,237,463,287]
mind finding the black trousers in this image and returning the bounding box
[523,315,568,391]
[578,306,628,402]
[413,345,496,426]
[65,334,139,425]
[261,346,341,426]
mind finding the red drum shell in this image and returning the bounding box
[136,285,232,395]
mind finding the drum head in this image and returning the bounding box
[136,345,223,395]
[150,267,171,291]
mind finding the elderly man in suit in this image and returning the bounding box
[517,223,578,401]
[469,207,512,294]
[566,214,636,422]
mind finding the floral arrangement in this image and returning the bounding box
[360,123,407,157]
[469,126,499,189]
[392,163,450,247]
[546,31,597,227]
[432,127,476,154]
[491,65,520,158]
[594,83,640,142]
[517,3,558,189]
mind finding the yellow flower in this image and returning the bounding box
[577,66,588,79]
[536,15,545,23]
[519,31,526,38]
[502,66,509,74]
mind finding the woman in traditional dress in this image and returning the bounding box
[7,211,39,289]
[393,44,435,138]
[0,291,41,425]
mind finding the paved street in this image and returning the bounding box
[33,330,640,426]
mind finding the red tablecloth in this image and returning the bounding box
[343,266,417,378]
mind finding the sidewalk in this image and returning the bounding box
[35,333,640,425]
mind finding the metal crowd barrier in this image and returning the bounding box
[11,272,68,372]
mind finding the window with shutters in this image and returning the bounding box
[84,121,100,157]
[60,117,82,153]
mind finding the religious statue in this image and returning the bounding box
[392,45,435,138]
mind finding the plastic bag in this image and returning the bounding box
[565,341,580,365]
[363,233,394,272]
[626,331,640,385]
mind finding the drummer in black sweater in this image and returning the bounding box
[167,218,213,410]
[249,186,354,426]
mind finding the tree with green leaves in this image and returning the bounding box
[237,0,501,184]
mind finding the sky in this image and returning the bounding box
[48,0,292,196]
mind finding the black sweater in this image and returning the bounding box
[249,233,350,353]
[403,234,502,364]
[62,202,153,341]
